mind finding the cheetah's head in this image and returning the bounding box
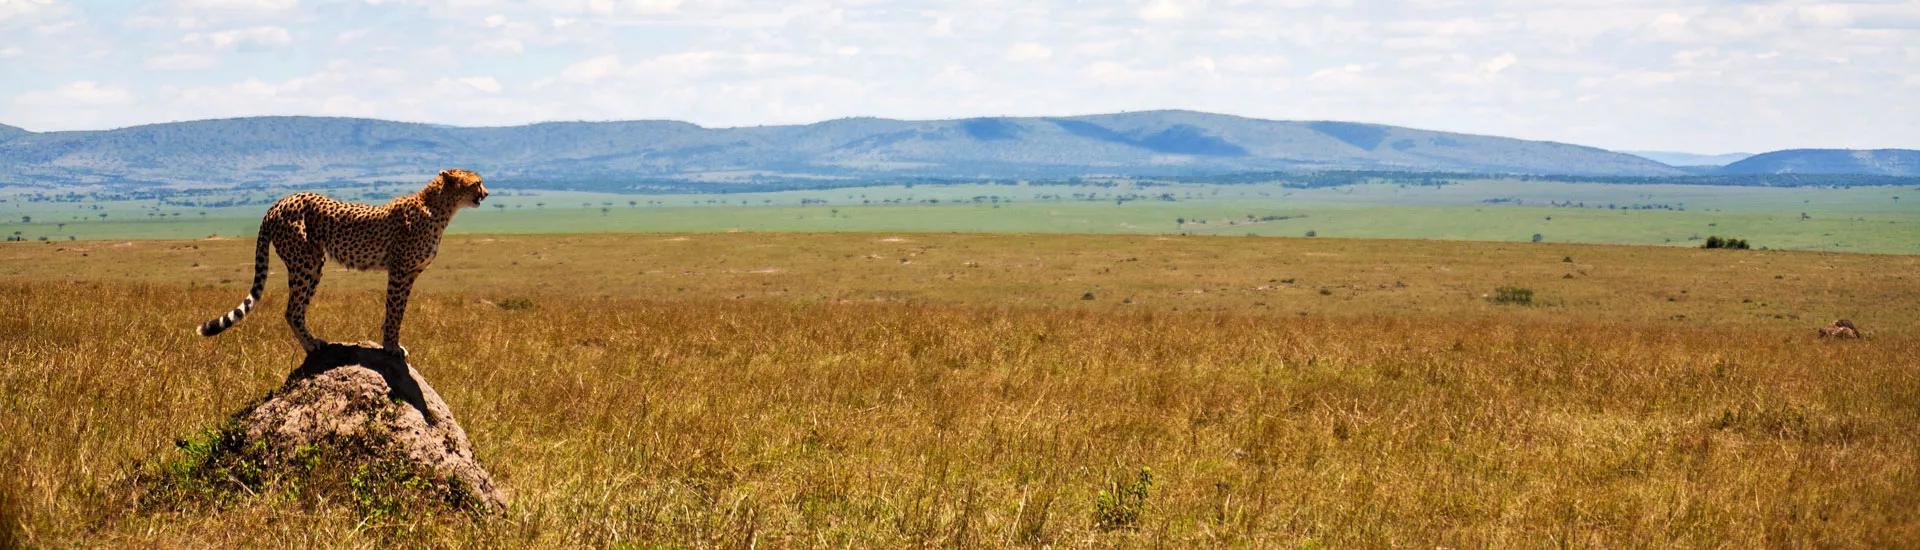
[433,169,489,209]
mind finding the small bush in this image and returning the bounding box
[1305,230,1317,237]
[1701,236,1751,250]
[1490,287,1534,305]
[1094,467,1153,530]
[495,297,535,311]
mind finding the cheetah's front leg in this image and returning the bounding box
[381,267,422,358]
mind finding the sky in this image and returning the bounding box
[1,0,1916,153]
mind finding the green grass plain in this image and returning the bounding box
[3,180,1914,253]
[2,231,1918,546]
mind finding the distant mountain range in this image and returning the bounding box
[1719,149,1920,176]
[1621,151,1753,167]
[0,111,1687,188]
[0,112,1910,190]
[0,123,28,142]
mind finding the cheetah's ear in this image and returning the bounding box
[438,169,454,179]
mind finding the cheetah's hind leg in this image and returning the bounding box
[279,244,330,354]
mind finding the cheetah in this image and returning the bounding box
[196,169,489,357]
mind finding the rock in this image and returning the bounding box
[138,342,506,513]
[1818,319,1861,339]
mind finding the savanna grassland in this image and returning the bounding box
[2,232,1918,547]
[4,180,1915,253]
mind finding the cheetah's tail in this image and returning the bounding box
[197,235,271,337]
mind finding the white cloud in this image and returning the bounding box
[333,28,371,44]
[1793,5,1853,28]
[1004,42,1051,62]
[0,0,68,24]
[926,15,952,37]
[320,94,378,117]
[176,0,297,10]
[1138,0,1188,22]
[561,55,622,83]
[587,0,682,15]
[474,37,523,53]
[1579,70,1681,89]
[1074,41,1123,57]
[183,26,293,50]
[455,76,501,93]
[556,50,819,89]
[928,65,979,90]
[1081,61,1160,86]
[426,76,507,98]
[483,14,506,27]
[1645,12,1695,42]
[1308,64,1372,87]
[1479,52,1516,74]
[1186,56,1214,73]
[1385,17,1493,37]
[145,53,219,70]
[1217,55,1289,73]
[126,0,299,29]
[631,52,717,77]
[17,81,136,105]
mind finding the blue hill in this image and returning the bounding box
[1719,149,1920,176]
[0,111,1687,188]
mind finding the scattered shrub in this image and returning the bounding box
[1701,236,1751,249]
[1094,467,1153,531]
[1490,287,1534,305]
[495,297,535,311]
[1305,230,1317,237]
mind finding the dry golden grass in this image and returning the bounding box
[2,232,1917,547]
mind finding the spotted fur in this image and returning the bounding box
[197,169,489,356]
